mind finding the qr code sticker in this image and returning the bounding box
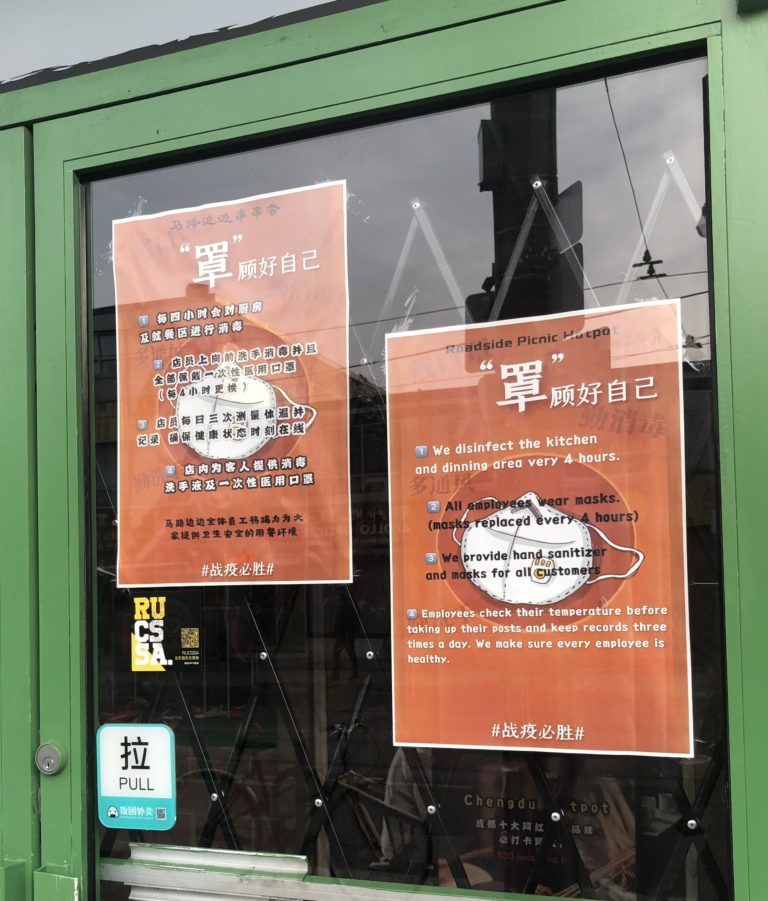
[180,628,200,649]
[156,808,167,821]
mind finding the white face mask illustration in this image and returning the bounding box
[453,491,643,606]
[175,364,316,460]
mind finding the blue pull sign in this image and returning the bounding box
[97,723,176,830]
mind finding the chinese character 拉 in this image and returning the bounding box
[120,736,149,770]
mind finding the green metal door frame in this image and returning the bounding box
[0,128,39,900]
[4,0,762,897]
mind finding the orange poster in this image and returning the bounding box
[386,300,691,756]
[114,182,351,587]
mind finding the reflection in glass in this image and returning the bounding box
[90,57,729,900]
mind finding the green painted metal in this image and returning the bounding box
[0,862,27,901]
[27,0,768,897]
[0,0,563,130]
[0,0,720,131]
[703,31,748,901]
[34,150,89,897]
[717,2,768,895]
[737,0,768,12]
[33,14,721,171]
[33,870,79,901]
[0,127,39,900]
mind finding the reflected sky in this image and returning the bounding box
[90,57,710,375]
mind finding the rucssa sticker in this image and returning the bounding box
[131,594,201,671]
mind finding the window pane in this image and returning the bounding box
[90,56,731,900]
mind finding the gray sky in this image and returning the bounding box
[1,0,329,83]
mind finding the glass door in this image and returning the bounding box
[84,55,733,901]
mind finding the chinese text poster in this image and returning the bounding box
[387,300,691,756]
[114,182,351,587]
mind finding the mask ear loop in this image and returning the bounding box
[452,497,502,546]
[169,362,240,413]
[585,523,644,584]
[272,383,317,431]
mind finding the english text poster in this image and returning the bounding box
[387,300,691,756]
[114,182,351,587]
